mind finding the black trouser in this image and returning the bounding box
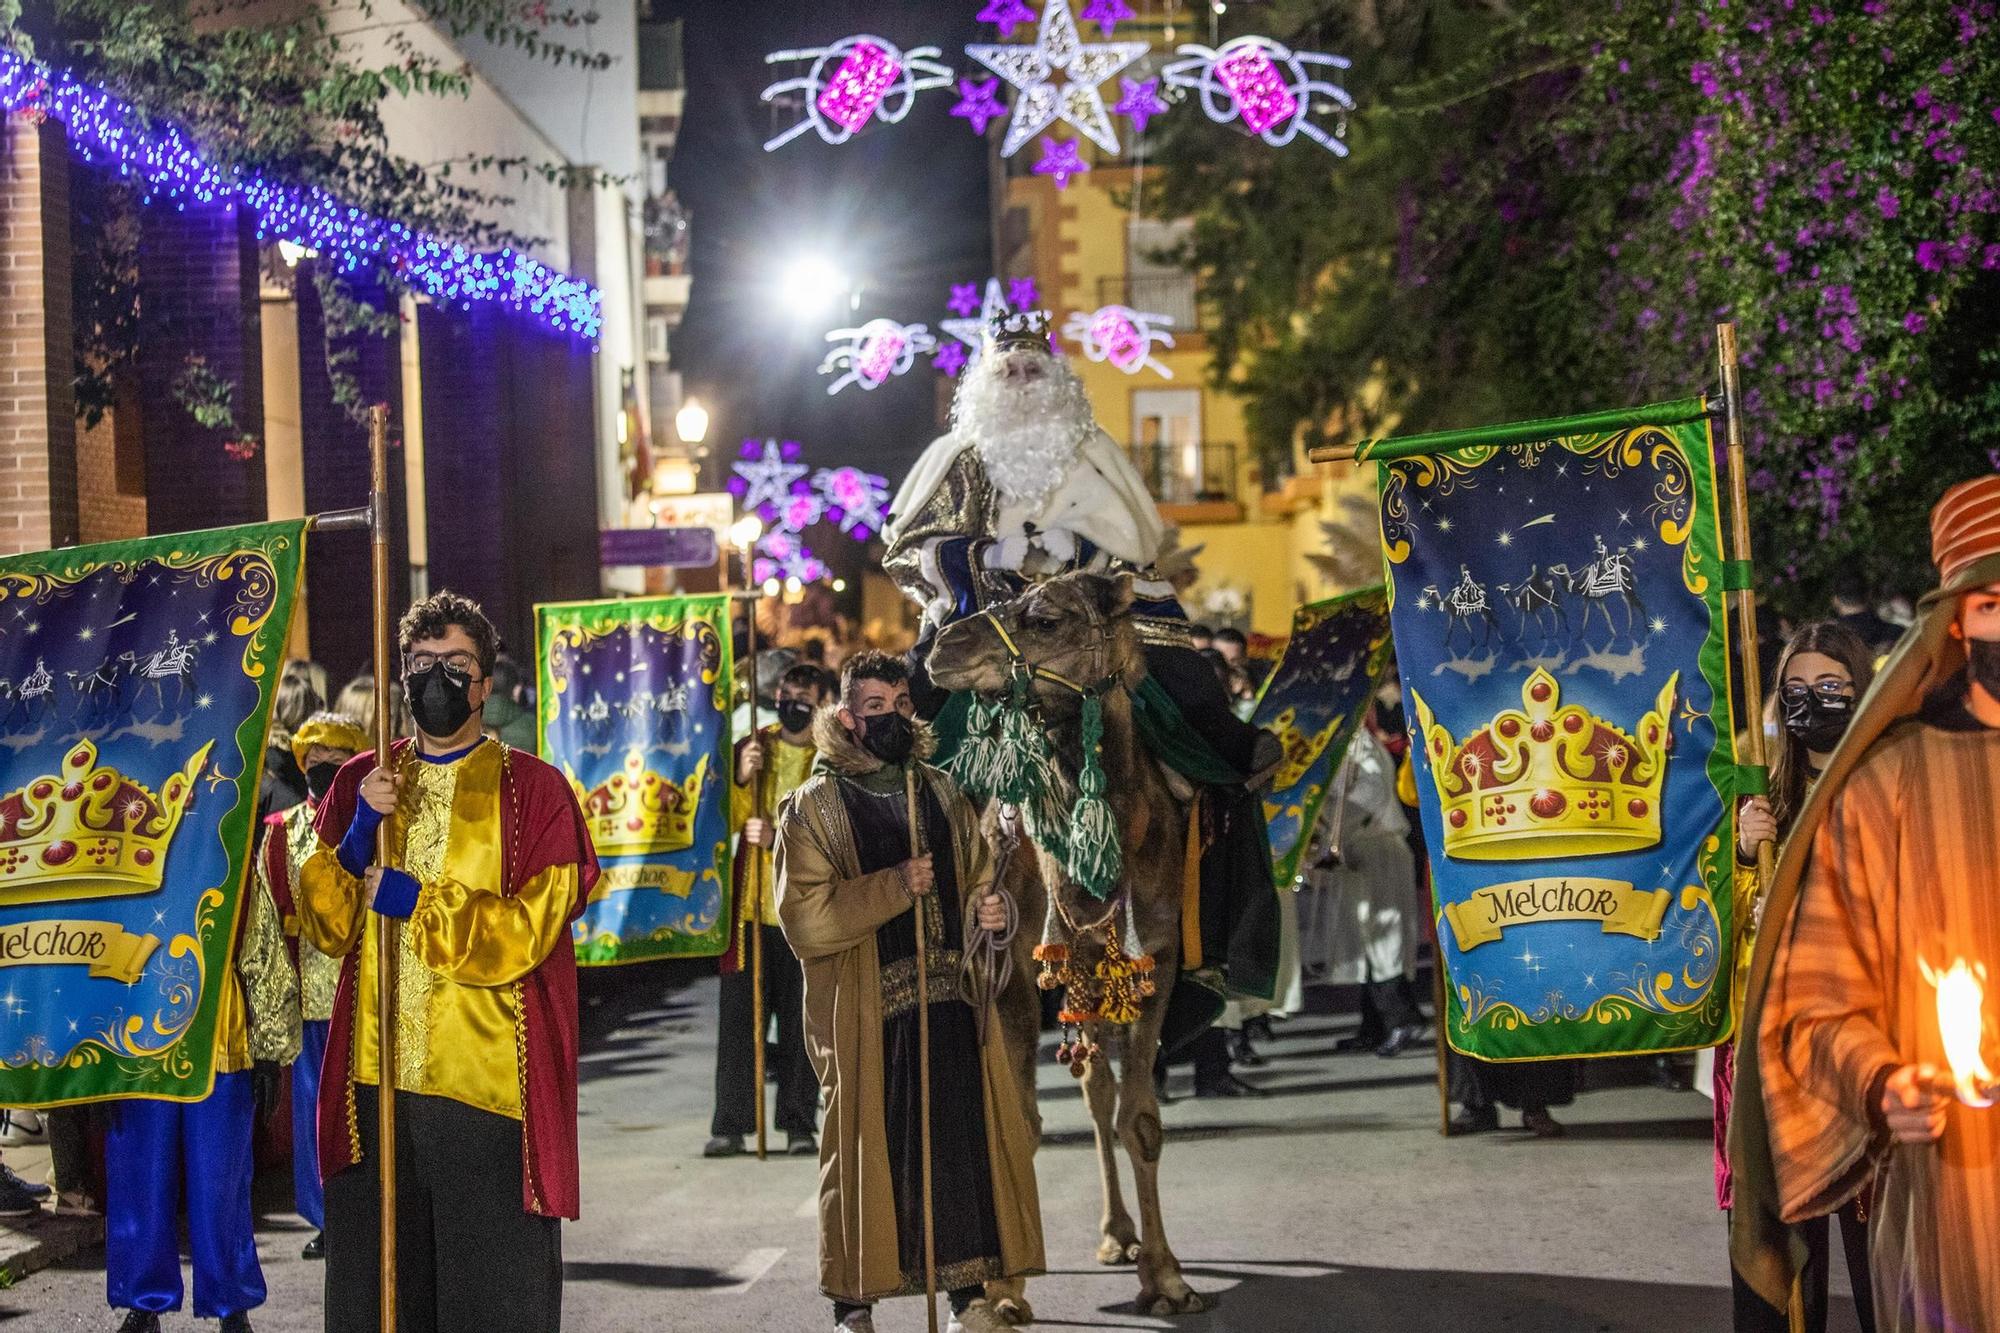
[1729,1204,1875,1333]
[1142,643,1265,774]
[324,1086,562,1333]
[1361,978,1424,1038]
[711,924,818,1139]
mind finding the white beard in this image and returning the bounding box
[949,349,1096,511]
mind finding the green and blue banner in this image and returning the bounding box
[0,521,305,1105]
[536,594,734,964]
[1251,587,1393,888]
[1370,400,1742,1060]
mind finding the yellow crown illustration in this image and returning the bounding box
[1411,669,1676,862]
[0,738,213,907]
[570,750,709,857]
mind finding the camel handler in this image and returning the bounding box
[774,651,1044,1333]
[1732,473,2000,1332]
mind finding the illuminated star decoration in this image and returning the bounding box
[774,489,826,535]
[1034,136,1090,189]
[729,439,810,517]
[1063,304,1175,377]
[977,0,1038,38]
[966,0,1150,158]
[950,76,1008,136]
[1162,36,1356,155]
[814,467,893,539]
[753,530,828,585]
[947,282,984,317]
[761,35,954,151]
[1113,76,1169,135]
[1080,0,1136,36]
[935,343,968,377]
[938,277,1015,372]
[819,318,938,394]
[1007,276,1040,309]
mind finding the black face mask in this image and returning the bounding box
[857,711,916,766]
[408,664,477,739]
[1969,638,2000,697]
[1780,685,1854,753]
[305,760,342,803]
[777,699,816,735]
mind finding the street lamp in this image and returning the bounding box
[675,396,709,447]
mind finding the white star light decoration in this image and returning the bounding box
[729,439,810,517]
[939,277,1015,374]
[966,0,1148,160]
[761,35,954,151]
[814,467,892,539]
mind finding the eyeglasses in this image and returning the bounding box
[1778,680,1853,705]
[404,650,479,678]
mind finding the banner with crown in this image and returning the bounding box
[0,521,305,1105]
[1370,399,1743,1061]
[536,594,733,964]
[1252,587,1394,888]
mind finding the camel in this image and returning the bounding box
[928,571,1209,1319]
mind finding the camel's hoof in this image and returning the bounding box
[992,1296,1034,1326]
[1139,1288,1211,1317]
[1095,1236,1142,1265]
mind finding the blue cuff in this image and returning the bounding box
[336,803,385,878]
[370,868,420,919]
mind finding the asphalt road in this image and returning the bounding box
[5,968,1865,1332]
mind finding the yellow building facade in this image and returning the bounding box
[1004,165,1379,640]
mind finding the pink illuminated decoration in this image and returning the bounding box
[977,0,1038,37]
[1162,36,1355,155]
[966,0,1149,158]
[1064,304,1176,378]
[951,76,1007,136]
[1112,76,1168,135]
[730,439,810,516]
[1080,0,1136,36]
[762,35,954,151]
[1034,136,1090,189]
[820,318,937,395]
[814,466,893,539]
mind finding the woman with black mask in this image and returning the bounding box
[1722,620,1877,1333]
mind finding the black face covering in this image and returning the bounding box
[777,699,816,735]
[305,760,342,803]
[1780,685,1854,753]
[857,711,916,766]
[408,663,476,739]
[1969,637,2000,697]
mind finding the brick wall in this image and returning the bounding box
[138,202,267,535]
[0,118,79,556]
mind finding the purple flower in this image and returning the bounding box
[1903,311,1928,334]
[1917,239,1946,271]
[1876,186,1900,218]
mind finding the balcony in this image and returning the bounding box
[1126,442,1241,523]
[1098,274,1200,331]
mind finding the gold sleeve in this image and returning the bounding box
[298,842,367,958]
[238,840,303,1065]
[773,803,914,962]
[881,448,998,611]
[407,863,580,988]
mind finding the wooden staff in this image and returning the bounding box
[745,582,767,1162]
[366,403,399,1333]
[905,766,939,1333]
[1715,323,1772,882]
[1432,960,1452,1136]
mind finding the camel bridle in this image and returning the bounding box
[977,603,1120,701]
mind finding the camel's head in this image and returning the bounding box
[927,572,1144,712]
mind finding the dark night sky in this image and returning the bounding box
[659,2,994,502]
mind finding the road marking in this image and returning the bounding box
[795,1191,819,1219]
[717,1246,786,1294]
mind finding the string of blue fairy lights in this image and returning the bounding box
[0,50,603,341]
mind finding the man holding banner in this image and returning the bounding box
[298,591,597,1333]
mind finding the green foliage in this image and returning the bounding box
[1145,0,2000,613]
[17,0,612,447]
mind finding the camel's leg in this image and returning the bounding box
[1080,1040,1140,1266]
[1111,1002,1208,1316]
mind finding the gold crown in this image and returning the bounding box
[0,738,213,907]
[986,309,1053,350]
[1266,705,1344,792]
[570,750,709,857]
[1412,668,1676,862]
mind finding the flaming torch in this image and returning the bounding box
[1924,957,1997,1108]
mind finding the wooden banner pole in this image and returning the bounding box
[1714,323,1773,882]
[906,767,939,1333]
[366,403,399,1333]
[744,573,768,1163]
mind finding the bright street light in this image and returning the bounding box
[728,515,763,551]
[782,253,852,320]
[675,396,709,445]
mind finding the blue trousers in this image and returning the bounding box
[105,1069,267,1317]
[293,1019,329,1231]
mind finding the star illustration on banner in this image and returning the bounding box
[977,0,1037,38]
[1080,0,1136,36]
[947,282,983,317]
[1034,136,1090,188]
[966,0,1150,157]
[729,438,810,516]
[1113,76,1168,135]
[950,76,1007,135]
